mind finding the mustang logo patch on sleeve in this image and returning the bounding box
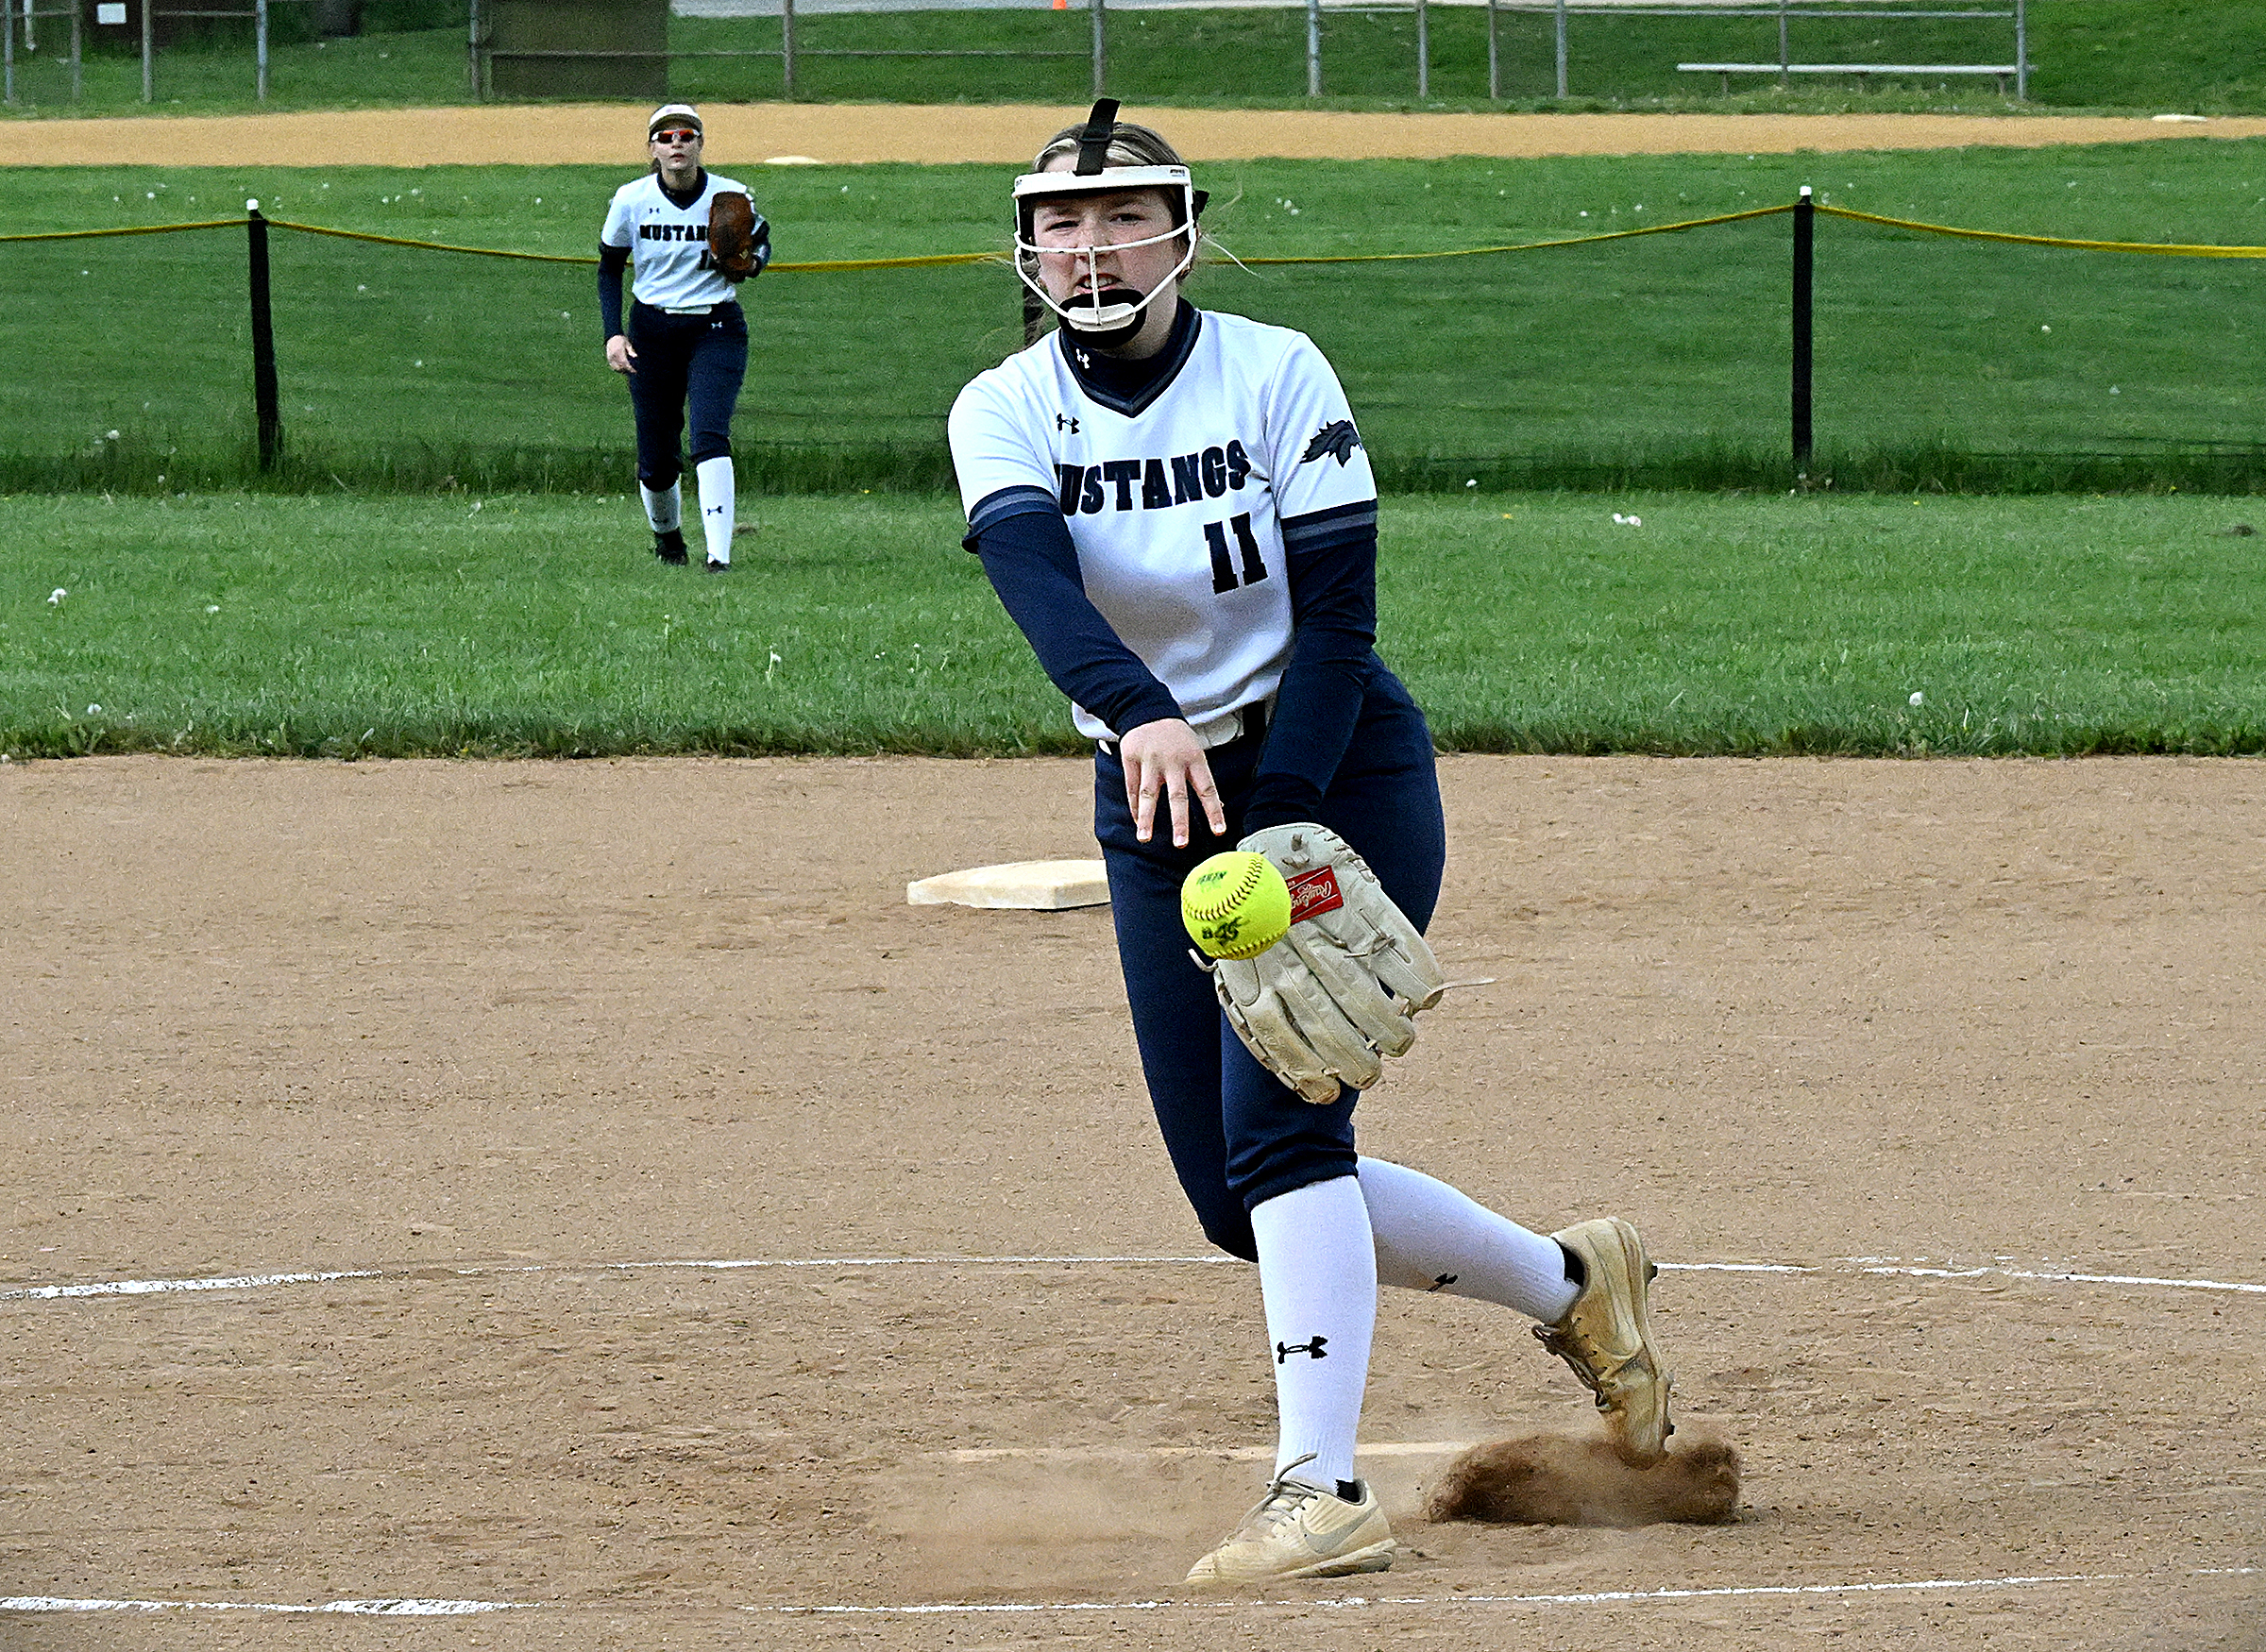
[1300,419,1363,467]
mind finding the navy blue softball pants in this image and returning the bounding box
[625,299,747,490]
[1093,665,1446,1262]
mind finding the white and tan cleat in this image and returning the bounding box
[1184,1456,1396,1585]
[1534,1217,1676,1467]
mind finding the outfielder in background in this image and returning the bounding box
[599,103,770,570]
[949,103,1678,1585]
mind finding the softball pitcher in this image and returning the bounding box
[598,104,769,570]
[948,103,1677,1585]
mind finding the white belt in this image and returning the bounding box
[1189,702,1258,750]
[662,303,715,315]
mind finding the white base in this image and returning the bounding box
[906,859,1109,911]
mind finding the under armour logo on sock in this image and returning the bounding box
[705,503,725,515]
[1426,1273,1459,1292]
[1274,1337,1327,1363]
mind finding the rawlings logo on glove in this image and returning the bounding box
[1285,865,1344,924]
[1203,823,1446,1104]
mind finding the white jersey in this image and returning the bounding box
[600,171,756,310]
[949,310,1378,743]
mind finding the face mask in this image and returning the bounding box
[1011,160,1204,348]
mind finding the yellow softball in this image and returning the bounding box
[1180,851,1293,961]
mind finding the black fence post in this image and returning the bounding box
[247,200,282,472]
[1791,185,1814,472]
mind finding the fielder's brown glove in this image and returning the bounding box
[1207,823,1446,1104]
[708,191,761,282]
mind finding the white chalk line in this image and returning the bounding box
[0,1597,522,1616]
[763,1568,2266,1617]
[6,1568,2253,1620]
[2,1268,386,1301]
[760,1573,2126,1615]
[1862,1263,2266,1294]
[1666,1261,1808,1273]
[0,1255,1226,1303]
[4,1254,2258,1306]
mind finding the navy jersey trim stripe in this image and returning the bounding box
[965,483,1062,549]
[1281,497,1379,550]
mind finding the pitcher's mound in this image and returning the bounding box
[1423,1432,1741,1527]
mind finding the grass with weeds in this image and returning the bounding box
[1399,490,2266,752]
[5,490,2263,760]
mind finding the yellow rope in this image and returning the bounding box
[271,219,1000,272]
[1231,202,1796,265]
[774,250,1002,272]
[0,216,999,270]
[8,204,2264,263]
[262,206,1802,269]
[270,218,594,263]
[1818,203,2266,258]
[0,218,242,243]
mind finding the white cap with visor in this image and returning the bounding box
[1013,99,1207,349]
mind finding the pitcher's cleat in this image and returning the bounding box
[1184,1456,1395,1585]
[1534,1217,1675,1467]
[653,528,689,565]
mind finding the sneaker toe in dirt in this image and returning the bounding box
[1184,1469,1396,1585]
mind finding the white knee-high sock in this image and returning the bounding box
[640,480,682,535]
[1357,1156,1579,1323]
[695,456,735,565]
[1249,1175,1376,1489]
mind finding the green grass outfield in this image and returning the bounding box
[4,0,2261,116]
[7,490,2262,760]
[7,141,2265,496]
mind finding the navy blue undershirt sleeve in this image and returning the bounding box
[598,244,630,340]
[1242,499,1381,833]
[723,217,773,284]
[968,490,1186,741]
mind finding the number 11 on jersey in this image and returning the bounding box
[1206,512,1268,595]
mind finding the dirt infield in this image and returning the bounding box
[2,753,2258,1647]
[7,102,2266,166]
